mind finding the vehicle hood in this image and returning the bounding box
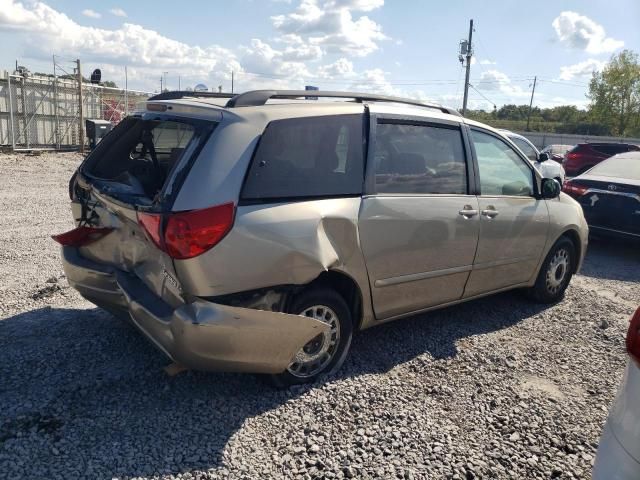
[577,173,640,188]
[534,160,565,181]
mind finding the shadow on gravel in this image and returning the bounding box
[342,289,549,377]
[0,291,548,478]
[578,236,640,282]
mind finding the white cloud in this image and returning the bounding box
[82,9,101,19]
[275,33,324,61]
[0,0,240,90]
[317,57,354,78]
[0,0,392,93]
[558,59,605,81]
[328,0,384,11]
[238,38,312,83]
[552,11,623,54]
[0,0,533,109]
[271,0,388,57]
[109,8,127,17]
[476,70,529,98]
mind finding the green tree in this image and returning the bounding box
[588,50,640,136]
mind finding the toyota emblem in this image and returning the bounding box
[607,184,617,191]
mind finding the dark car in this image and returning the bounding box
[563,151,640,240]
[563,142,640,177]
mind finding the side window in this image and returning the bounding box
[594,144,626,156]
[374,123,468,195]
[471,130,534,197]
[241,115,364,200]
[511,137,538,162]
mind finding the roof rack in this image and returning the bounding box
[224,90,460,116]
[147,91,236,101]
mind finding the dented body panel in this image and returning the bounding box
[174,198,376,328]
[61,246,330,373]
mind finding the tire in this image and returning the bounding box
[526,237,576,304]
[269,287,353,387]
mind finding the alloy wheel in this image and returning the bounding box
[287,305,341,378]
[546,248,570,295]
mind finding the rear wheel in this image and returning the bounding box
[269,287,352,387]
[526,237,576,303]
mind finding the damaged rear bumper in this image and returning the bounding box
[61,247,329,374]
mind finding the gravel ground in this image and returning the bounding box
[0,152,638,479]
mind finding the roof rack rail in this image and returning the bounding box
[147,91,236,101]
[224,90,460,116]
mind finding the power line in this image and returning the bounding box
[538,78,589,87]
[469,83,496,109]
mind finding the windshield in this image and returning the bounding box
[589,155,640,180]
[510,137,538,162]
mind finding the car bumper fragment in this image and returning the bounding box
[61,247,330,374]
[593,423,640,480]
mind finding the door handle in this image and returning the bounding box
[481,207,499,218]
[458,205,478,218]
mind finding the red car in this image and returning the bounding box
[563,143,640,177]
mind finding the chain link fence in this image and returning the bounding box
[0,71,151,151]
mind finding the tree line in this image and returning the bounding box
[466,50,640,138]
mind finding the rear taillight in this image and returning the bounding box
[562,181,589,197]
[137,212,163,250]
[566,152,579,161]
[626,307,640,366]
[137,203,235,260]
[51,226,113,246]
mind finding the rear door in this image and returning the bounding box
[72,115,215,307]
[358,115,479,320]
[464,128,549,297]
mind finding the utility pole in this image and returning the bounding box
[178,75,181,90]
[526,76,537,131]
[461,19,474,116]
[231,70,234,94]
[76,59,85,154]
[160,75,163,93]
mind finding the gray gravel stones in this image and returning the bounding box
[0,152,638,479]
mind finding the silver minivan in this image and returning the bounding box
[55,90,589,385]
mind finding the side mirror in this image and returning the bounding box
[539,152,550,162]
[541,177,561,199]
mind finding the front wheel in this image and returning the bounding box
[269,287,353,387]
[526,237,576,303]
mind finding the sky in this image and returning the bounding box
[0,0,638,110]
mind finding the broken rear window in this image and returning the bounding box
[83,116,209,199]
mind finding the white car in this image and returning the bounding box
[593,306,640,479]
[498,130,566,183]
